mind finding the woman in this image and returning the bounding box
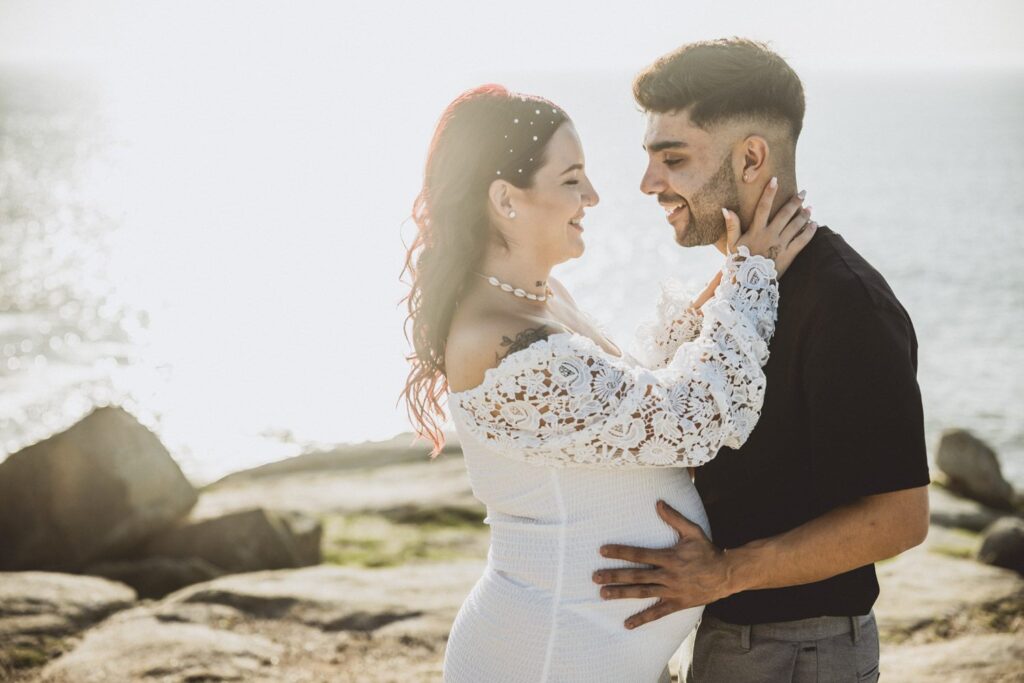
[400,85,815,682]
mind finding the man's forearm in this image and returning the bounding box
[723,486,929,595]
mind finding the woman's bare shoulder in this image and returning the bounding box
[547,276,579,310]
[446,311,563,393]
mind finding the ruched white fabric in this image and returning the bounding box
[443,248,779,683]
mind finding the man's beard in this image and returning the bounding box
[676,154,741,248]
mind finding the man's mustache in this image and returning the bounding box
[657,193,687,205]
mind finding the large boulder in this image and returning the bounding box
[928,484,1003,532]
[36,605,283,683]
[873,543,1024,683]
[277,509,324,566]
[193,449,478,518]
[874,546,1024,637]
[935,429,1016,510]
[36,561,484,682]
[978,516,1024,575]
[0,572,136,676]
[0,406,198,571]
[163,562,472,632]
[207,431,462,486]
[82,556,225,600]
[143,507,322,574]
[881,633,1024,682]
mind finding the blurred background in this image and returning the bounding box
[1,0,1021,486]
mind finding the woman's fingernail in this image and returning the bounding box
[769,176,778,188]
[797,190,807,200]
[721,207,729,219]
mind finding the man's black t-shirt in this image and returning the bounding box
[695,225,931,625]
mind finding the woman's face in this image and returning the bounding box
[496,122,600,264]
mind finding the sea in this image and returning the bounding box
[1,66,1021,487]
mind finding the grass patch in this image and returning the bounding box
[926,526,983,560]
[378,504,485,528]
[7,646,51,668]
[321,510,488,568]
[931,545,975,560]
[0,634,69,677]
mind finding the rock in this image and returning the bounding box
[979,517,1024,575]
[36,606,284,683]
[194,452,478,518]
[82,556,225,599]
[207,431,463,486]
[935,429,1016,510]
[278,509,324,566]
[144,507,321,574]
[873,542,1024,682]
[881,633,1024,682]
[165,561,482,633]
[36,561,483,682]
[928,484,1003,532]
[0,406,198,571]
[874,546,1024,638]
[0,571,136,676]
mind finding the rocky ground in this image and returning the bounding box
[1,417,1022,682]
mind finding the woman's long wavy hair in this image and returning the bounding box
[399,84,569,457]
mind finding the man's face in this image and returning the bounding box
[640,109,740,248]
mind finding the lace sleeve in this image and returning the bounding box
[448,247,779,468]
[631,278,704,369]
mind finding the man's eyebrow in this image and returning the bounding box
[560,163,583,175]
[642,140,689,153]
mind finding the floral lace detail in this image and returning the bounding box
[631,278,705,369]
[448,246,779,468]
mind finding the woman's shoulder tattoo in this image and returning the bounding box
[496,326,552,362]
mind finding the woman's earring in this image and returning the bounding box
[508,210,517,219]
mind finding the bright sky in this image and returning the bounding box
[1,0,1022,73]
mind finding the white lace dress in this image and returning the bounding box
[442,248,779,683]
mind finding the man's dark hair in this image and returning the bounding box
[633,38,806,142]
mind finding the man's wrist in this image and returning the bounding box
[721,538,773,596]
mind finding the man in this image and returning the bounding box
[591,38,931,682]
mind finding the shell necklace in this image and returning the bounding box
[474,272,554,302]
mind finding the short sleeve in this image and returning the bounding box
[804,300,931,504]
[631,277,704,369]
[448,249,779,469]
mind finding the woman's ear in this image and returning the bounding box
[487,179,515,220]
[740,135,770,184]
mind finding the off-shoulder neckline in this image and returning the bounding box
[447,330,629,400]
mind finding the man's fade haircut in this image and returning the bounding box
[633,38,806,143]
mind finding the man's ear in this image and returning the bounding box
[740,135,770,184]
[487,179,514,219]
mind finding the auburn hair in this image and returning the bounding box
[399,84,570,456]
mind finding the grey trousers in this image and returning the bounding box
[684,611,880,683]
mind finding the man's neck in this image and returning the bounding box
[713,174,800,255]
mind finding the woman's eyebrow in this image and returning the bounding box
[560,163,583,175]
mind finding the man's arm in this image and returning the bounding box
[593,486,929,629]
[725,485,928,592]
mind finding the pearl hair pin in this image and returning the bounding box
[474,272,554,302]
[495,104,562,176]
